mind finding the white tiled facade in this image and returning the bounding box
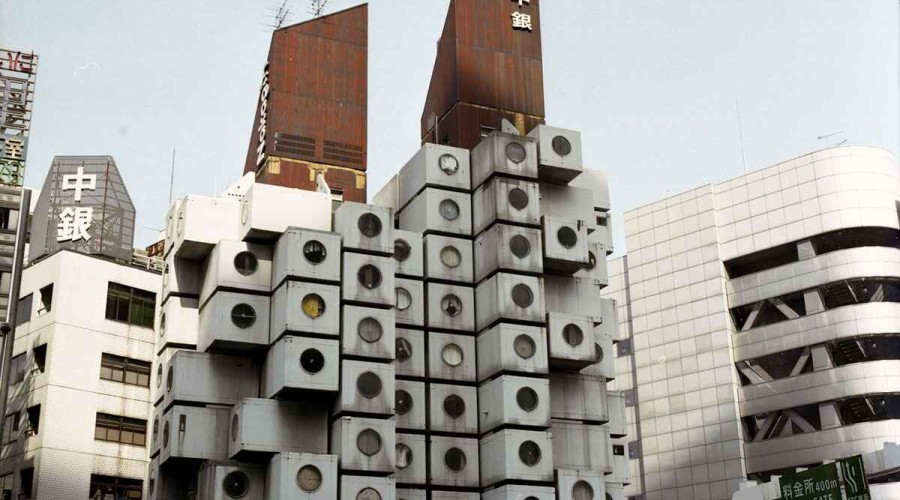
[609,146,900,500]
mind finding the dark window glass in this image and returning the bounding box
[356,372,383,399]
[552,135,572,156]
[443,394,466,419]
[518,441,542,466]
[509,235,531,258]
[395,338,413,362]
[505,142,527,164]
[358,214,383,238]
[38,284,53,314]
[358,265,382,289]
[94,413,147,447]
[393,239,411,262]
[516,387,539,412]
[2,412,19,444]
[100,353,151,387]
[511,284,534,308]
[233,251,258,276]
[557,226,578,249]
[395,390,413,415]
[222,471,249,499]
[563,324,584,347]
[508,188,529,210]
[89,474,143,500]
[8,354,25,385]
[230,304,257,329]
[105,283,156,328]
[444,447,467,471]
[303,240,327,264]
[25,405,39,436]
[15,293,32,326]
[617,338,633,357]
[33,344,46,373]
[300,348,325,373]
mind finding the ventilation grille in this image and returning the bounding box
[323,140,364,165]
[274,133,316,157]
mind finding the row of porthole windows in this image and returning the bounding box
[209,470,386,498]
[395,441,544,472]
[395,334,537,364]
[395,386,539,418]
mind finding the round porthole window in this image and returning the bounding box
[166,366,174,392]
[395,288,412,311]
[222,471,249,499]
[303,240,327,264]
[439,199,460,221]
[441,294,462,317]
[563,324,584,347]
[441,343,464,367]
[357,372,383,399]
[159,313,166,338]
[444,448,467,472]
[395,389,413,415]
[394,239,411,262]
[357,488,382,500]
[509,235,531,258]
[518,441,542,467]
[233,251,258,276]
[573,481,594,500]
[552,135,572,156]
[511,284,534,308]
[508,187,529,210]
[595,343,604,362]
[301,294,326,319]
[231,304,256,329]
[230,414,239,441]
[356,429,382,456]
[514,334,536,359]
[358,317,383,343]
[162,421,170,448]
[358,265,382,290]
[296,465,322,492]
[157,364,163,388]
[300,348,325,374]
[440,246,462,268]
[396,443,413,470]
[505,142,527,164]
[358,214,383,238]
[396,338,413,362]
[439,153,459,175]
[443,394,466,419]
[557,226,578,249]
[516,387,539,412]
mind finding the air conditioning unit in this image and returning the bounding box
[474,225,543,283]
[229,398,329,460]
[475,273,545,332]
[162,351,258,410]
[476,324,548,382]
[606,392,626,439]
[478,376,551,433]
[372,174,399,212]
[479,429,554,487]
[425,283,475,332]
[197,461,264,500]
[428,435,480,488]
[396,489,426,500]
[544,276,604,324]
[262,336,339,398]
[199,240,273,306]
[395,432,426,485]
[548,373,608,423]
[161,254,201,303]
[342,252,395,307]
[169,195,241,260]
[556,470,606,500]
[335,360,395,416]
[573,242,609,286]
[340,476,397,500]
[270,281,340,342]
[272,228,342,286]
[550,420,612,473]
[395,329,425,378]
[472,178,541,236]
[397,143,471,210]
[198,292,270,352]
[239,183,332,241]
[159,405,230,465]
[471,131,538,190]
[266,453,338,499]
[395,380,426,431]
[342,306,396,361]
[579,331,615,380]
[334,202,394,255]
[541,217,590,274]
[428,333,476,383]
[157,296,199,355]
[588,211,613,253]
[423,234,474,283]
[569,169,611,213]
[546,312,596,371]
[398,188,472,237]
[393,230,424,278]
[483,485,554,500]
[428,383,478,435]
[526,125,584,184]
[330,416,396,474]
[606,481,626,500]
[395,279,425,328]
[537,183,594,226]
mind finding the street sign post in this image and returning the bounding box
[838,455,870,500]
[778,462,841,500]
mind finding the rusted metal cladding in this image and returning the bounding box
[424,103,545,151]
[421,0,544,146]
[244,5,368,193]
[256,158,366,204]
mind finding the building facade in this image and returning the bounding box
[608,146,900,500]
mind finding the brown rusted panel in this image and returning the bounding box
[245,4,368,187]
[434,103,544,150]
[257,157,366,203]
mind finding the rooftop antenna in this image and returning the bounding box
[817,131,845,148]
[265,0,292,30]
[735,95,748,174]
[310,0,329,17]
[168,148,176,205]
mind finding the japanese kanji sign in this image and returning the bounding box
[838,455,870,500]
[0,47,38,186]
[778,463,841,500]
[510,0,533,31]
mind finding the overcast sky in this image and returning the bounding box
[2,0,897,253]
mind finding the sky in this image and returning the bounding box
[2,0,897,253]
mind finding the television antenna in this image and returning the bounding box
[817,131,847,148]
[310,0,329,17]
[265,0,292,30]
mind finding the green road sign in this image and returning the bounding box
[778,462,841,500]
[838,455,871,500]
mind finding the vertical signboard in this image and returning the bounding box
[778,462,841,500]
[0,48,38,186]
[838,455,870,500]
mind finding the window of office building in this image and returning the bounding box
[24,405,39,436]
[100,354,151,387]
[0,208,19,231]
[32,344,46,374]
[15,294,31,326]
[7,354,25,386]
[89,475,142,500]
[0,473,13,500]
[105,283,156,328]
[94,413,147,447]
[2,412,19,444]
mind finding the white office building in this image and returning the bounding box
[607,146,900,500]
